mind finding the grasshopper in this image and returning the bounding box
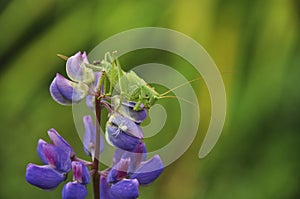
[58,51,197,111]
[90,52,200,111]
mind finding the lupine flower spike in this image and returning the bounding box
[26,51,164,199]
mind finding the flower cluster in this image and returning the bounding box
[25,51,164,199]
[25,129,90,198]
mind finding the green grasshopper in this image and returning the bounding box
[58,52,197,111]
[88,52,198,111]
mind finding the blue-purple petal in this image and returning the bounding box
[72,161,90,185]
[83,115,104,157]
[48,128,75,158]
[41,142,71,172]
[55,73,89,102]
[106,125,141,151]
[123,142,147,173]
[85,95,95,111]
[50,75,72,105]
[130,155,164,185]
[107,158,130,183]
[100,176,114,199]
[110,179,139,199]
[62,182,87,199]
[37,139,48,164]
[66,51,94,84]
[26,164,65,190]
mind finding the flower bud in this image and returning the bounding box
[62,182,87,199]
[72,161,90,185]
[66,51,94,84]
[83,115,104,157]
[48,128,75,158]
[110,179,139,199]
[26,164,65,190]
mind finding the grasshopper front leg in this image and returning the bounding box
[115,57,125,111]
[133,100,143,111]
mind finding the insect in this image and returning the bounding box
[91,52,201,111]
[58,51,199,111]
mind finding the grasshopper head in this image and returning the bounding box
[139,85,158,109]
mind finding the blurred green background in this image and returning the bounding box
[0,0,299,198]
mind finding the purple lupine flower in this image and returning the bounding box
[26,129,73,190]
[108,151,164,186]
[62,182,88,199]
[106,113,143,151]
[27,50,166,199]
[104,142,163,198]
[50,51,101,106]
[111,96,147,123]
[38,141,71,172]
[83,115,104,157]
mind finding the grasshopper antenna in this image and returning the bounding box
[160,77,203,96]
[158,95,196,107]
[56,54,69,60]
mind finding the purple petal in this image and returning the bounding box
[123,142,147,173]
[113,142,147,174]
[112,96,147,123]
[26,164,65,190]
[100,176,113,199]
[37,139,48,164]
[106,125,141,151]
[66,51,94,83]
[108,113,143,139]
[55,73,89,102]
[62,182,87,199]
[39,142,71,172]
[48,128,75,158]
[85,95,95,111]
[107,158,130,183]
[72,161,90,185]
[113,148,125,165]
[110,179,139,199]
[50,75,72,105]
[83,115,104,157]
[130,155,164,185]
